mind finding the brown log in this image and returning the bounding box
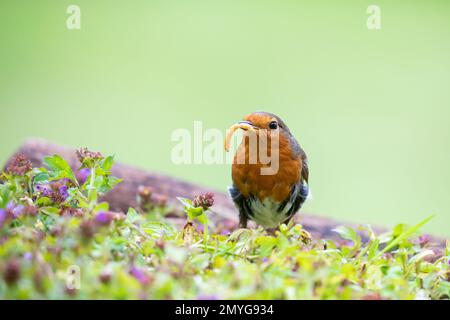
[3,138,447,254]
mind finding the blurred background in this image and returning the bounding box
[1,0,449,236]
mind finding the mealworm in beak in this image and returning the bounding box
[224,123,254,152]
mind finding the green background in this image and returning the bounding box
[1,1,449,236]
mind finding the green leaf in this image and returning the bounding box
[35,197,52,206]
[87,179,98,204]
[177,197,193,209]
[33,170,50,185]
[257,236,278,257]
[393,223,407,237]
[445,240,449,257]
[126,207,141,224]
[43,155,77,184]
[111,237,127,252]
[187,207,204,219]
[102,156,115,174]
[94,202,110,213]
[41,206,60,218]
[332,226,358,243]
[97,176,122,194]
[367,238,380,260]
[106,176,122,189]
[77,196,89,209]
[196,213,208,225]
[409,249,435,264]
[376,215,434,258]
[141,221,177,238]
[437,281,450,299]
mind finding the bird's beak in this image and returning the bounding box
[237,121,256,130]
[224,121,257,152]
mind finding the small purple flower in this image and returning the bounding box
[418,234,431,247]
[130,266,151,285]
[7,155,32,176]
[23,252,33,261]
[6,201,15,212]
[195,224,206,233]
[1,201,30,221]
[23,204,38,216]
[76,168,91,184]
[12,205,25,219]
[59,185,69,201]
[76,148,103,163]
[35,181,69,203]
[94,211,114,226]
[35,184,52,198]
[262,257,269,263]
[4,201,23,219]
[61,178,71,185]
[0,209,6,227]
[193,192,215,210]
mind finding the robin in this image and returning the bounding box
[224,111,309,229]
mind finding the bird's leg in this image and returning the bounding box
[238,213,248,229]
[266,227,278,236]
[284,217,296,230]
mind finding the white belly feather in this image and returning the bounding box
[249,197,293,228]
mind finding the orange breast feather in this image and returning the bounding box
[231,132,302,203]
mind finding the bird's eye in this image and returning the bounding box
[269,121,278,130]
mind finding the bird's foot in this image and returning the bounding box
[266,227,278,236]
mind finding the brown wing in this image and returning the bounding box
[300,148,309,183]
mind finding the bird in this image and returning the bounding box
[224,111,309,229]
